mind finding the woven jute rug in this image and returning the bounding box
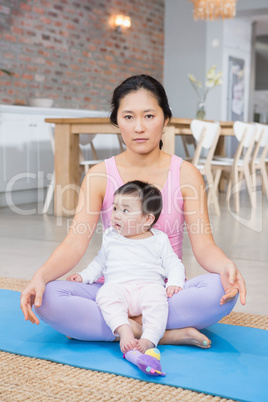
[1,277,267,402]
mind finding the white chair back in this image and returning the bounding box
[190,120,220,149]
[255,123,268,148]
[233,121,256,148]
[190,119,221,215]
[190,120,220,167]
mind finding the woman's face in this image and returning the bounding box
[117,89,169,154]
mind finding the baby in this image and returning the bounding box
[68,180,185,353]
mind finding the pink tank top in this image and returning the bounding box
[101,155,185,258]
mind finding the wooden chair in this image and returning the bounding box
[42,129,102,214]
[181,135,196,159]
[79,134,103,174]
[79,134,125,173]
[190,119,221,215]
[250,123,268,200]
[211,121,257,213]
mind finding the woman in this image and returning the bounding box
[20,74,246,348]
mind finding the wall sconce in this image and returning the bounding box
[114,15,131,32]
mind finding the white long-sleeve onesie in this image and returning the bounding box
[79,227,185,346]
[80,227,185,288]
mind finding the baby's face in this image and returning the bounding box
[111,194,149,238]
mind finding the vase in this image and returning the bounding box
[196,101,206,120]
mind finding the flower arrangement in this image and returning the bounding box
[188,65,223,119]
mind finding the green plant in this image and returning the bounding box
[0,69,13,76]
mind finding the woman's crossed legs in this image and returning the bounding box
[35,273,237,347]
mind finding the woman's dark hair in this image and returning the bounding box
[114,180,163,227]
[110,74,172,128]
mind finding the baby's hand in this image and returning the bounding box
[67,273,83,282]
[166,286,183,298]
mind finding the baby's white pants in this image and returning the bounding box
[96,281,168,347]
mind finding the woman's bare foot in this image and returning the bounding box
[136,338,155,353]
[116,324,138,353]
[159,327,211,348]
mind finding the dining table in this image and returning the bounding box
[45,116,234,216]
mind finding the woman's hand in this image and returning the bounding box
[67,273,82,282]
[220,263,246,306]
[20,277,46,325]
[166,286,183,298]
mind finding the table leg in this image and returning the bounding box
[54,124,80,216]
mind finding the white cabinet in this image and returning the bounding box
[0,112,53,192]
[0,105,109,206]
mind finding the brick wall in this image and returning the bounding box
[0,0,165,111]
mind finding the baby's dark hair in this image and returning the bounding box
[114,180,163,227]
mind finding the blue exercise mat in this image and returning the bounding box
[1,289,267,402]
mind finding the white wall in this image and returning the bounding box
[236,0,268,14]
[205,21,224,120]
[221,18,252,122]
[164,0,267,156]
[164,0,206,119]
